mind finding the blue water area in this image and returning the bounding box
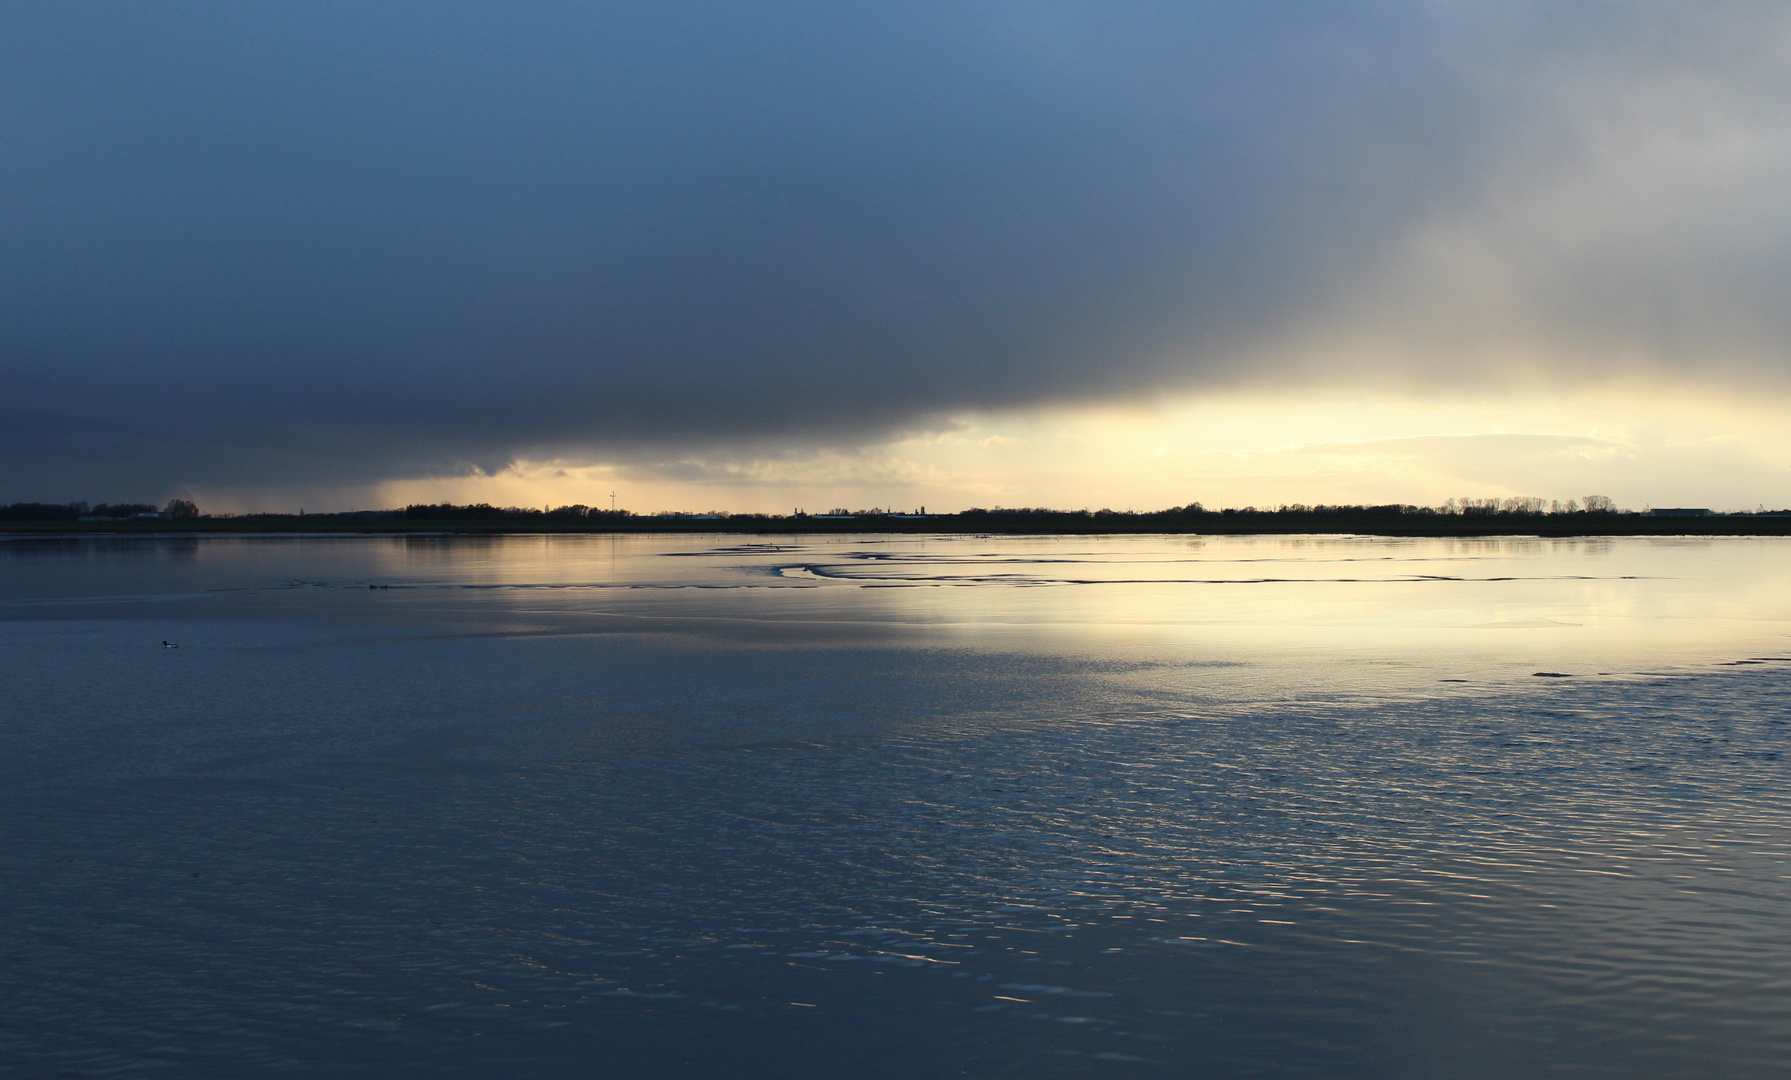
[2,534,1789,1077]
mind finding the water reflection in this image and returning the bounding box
[1,534,1789,1077]
[6,532,1787,696]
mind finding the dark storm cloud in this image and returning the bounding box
[3,2,1788,496]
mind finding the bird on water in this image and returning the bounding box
[162,641,178,648]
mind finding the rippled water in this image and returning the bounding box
[3,534,1789,1077]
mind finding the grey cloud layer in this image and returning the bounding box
[3,2,1787,496]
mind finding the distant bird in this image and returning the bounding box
[162,640,178,648]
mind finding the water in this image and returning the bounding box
[2,533,1789,1077]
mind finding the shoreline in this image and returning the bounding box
[4,515,1791,539]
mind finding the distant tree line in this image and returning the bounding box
[402,503,634,520]
[950,496,1631,519]
[0,499,199,521]
[5,496,1789,526]
[374,497,1790,522]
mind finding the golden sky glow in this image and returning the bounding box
[9,6,1791,510]
[193,376,1791,516]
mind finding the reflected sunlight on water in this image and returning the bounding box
[2,534,1789,1077]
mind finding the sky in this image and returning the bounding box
[5,1,1791,513]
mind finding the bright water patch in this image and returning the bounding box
[2,534,1789,1077]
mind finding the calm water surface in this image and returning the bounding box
[2,533,1789,1077]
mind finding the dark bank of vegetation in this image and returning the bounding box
[0,499,199,522]
[4,495,1791,536]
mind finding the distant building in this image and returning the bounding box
[1648,508,1714,517]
